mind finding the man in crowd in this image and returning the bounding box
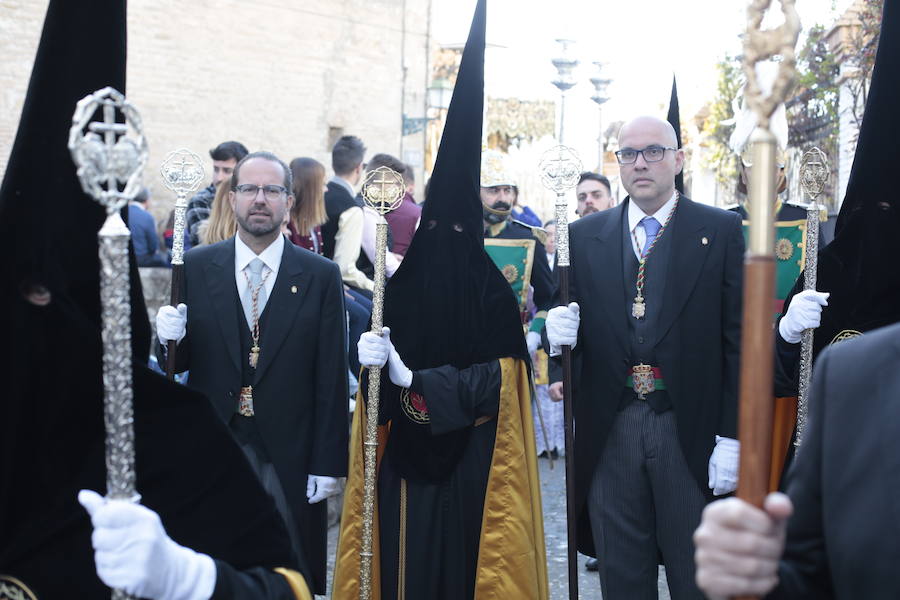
[385,161,421,257]
[481,149,555,356]
[186,140,249,247]
[545,115,744,599]
[323,135,374,296]
[575,171,615,216]
[155,151,349,595]
[129,187,168,267]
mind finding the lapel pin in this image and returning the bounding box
[701,237,709,245]
[291,285,298,294]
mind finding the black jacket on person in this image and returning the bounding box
[158,236,349,593]
[322,181,359,261]
[553,196,744,556]
[769,322,900,599]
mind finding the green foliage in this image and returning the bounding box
[789,24,839,148]
[700,56,741,186]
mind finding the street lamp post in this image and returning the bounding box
[551,39,579,145]
[590,61,611,173]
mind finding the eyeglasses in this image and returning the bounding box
[234,183,288,201]
[615,146,677,165]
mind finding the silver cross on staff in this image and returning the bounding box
[69,86,148,600]
[160,148,204,266]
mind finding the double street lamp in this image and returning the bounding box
[550,39,579,145]
[589,62,612,171]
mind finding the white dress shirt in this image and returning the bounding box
[234,233,283,326]
[627,191,679,259]
[328,176,374,292]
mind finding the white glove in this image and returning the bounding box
[708,436,740,496]
[78,489,215,600]
[526,331,542,355]
[307,474,342,504]
[358,327,413,388]
[546,302,580,356]
[156,303,187,345]
[778,290,829,344]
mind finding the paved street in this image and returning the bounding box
[324,454,673,599]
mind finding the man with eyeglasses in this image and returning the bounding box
[545,115,744,599]
[154,151,349,596]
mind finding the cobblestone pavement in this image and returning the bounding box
[323,455,672,599]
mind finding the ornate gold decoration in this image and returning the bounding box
[830,329,862,345]
[775,238,794,260]
[486,97,556,150]
[362,166,405,215]
[0,576,38,600]
[501,264,519,284]
[400,388,430,425]
[481,149,516,188]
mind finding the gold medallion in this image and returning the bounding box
[0,575,38,600]
[829,329,862,345]
[400,388,430,425]
[632,296,646,319]
[501,264,519,284]
[239,386,255,417]
[775,238,794,261]
[249,345,260,368]
[631,363,656,400]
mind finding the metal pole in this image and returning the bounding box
[159,149,204,380]
[794,147,829,448]
[539,146,583,600]
[358,167,406,600]
[69,86,149,600]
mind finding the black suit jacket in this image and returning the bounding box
[558,196,744,555]
[769,322,900,599]
[162,237,349,506]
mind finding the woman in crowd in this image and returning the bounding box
[199,181,236,246]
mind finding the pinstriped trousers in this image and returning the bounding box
[587,396,706,600]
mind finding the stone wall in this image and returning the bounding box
[1,0,435,222]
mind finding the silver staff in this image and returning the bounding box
[538,144,582,600]
[794,147,829,448]
[68,86,148,600]
[159,149,204,379]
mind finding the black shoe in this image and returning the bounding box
[585,557,599,572]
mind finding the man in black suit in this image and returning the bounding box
[155,151,349,595]
[546,116,744,599]
[694,321,900,599]
[322,135,373,297]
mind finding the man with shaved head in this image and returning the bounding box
[545,115,744,598]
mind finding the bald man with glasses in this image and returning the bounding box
[545,116,744,599]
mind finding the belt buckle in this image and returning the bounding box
[239,386,255,417]
[632,363,655,400]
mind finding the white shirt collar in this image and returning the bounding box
[329,175,356,198]
[234,232,285,274]
[627,190,679,233]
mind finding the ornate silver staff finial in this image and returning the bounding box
[539,145,582,268]
[795,147,830,448]
[357,165,405,600]
[68,86,147,600]
[160,149,204,266]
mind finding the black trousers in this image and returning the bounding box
[587,395,706,600]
